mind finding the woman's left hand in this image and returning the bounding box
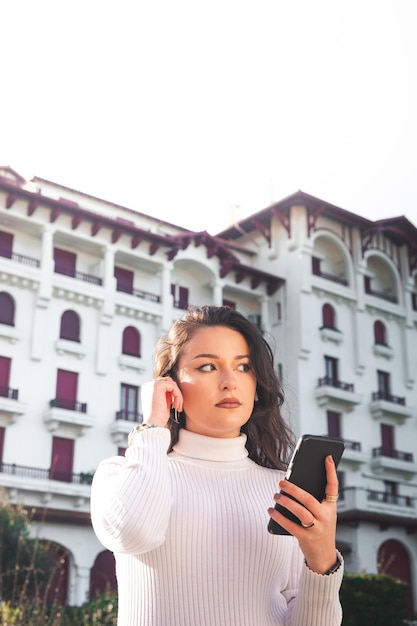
[268,455,339,574]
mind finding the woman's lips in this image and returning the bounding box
[215,399,242,408]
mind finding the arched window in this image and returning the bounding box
[374,320,387,345]
[60,310,80,342]
[322,303,336,329]
[0,292,15,326]
[122,326,141,357]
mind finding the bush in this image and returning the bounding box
[341,572,409,626]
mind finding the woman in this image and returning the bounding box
[91,305,343,625]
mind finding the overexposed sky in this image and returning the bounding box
[1,0,416,233]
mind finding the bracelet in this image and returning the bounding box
[128,423,159,446]
[304,556,341,576]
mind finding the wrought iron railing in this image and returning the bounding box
[54,265,102,286]
[116,284,160,303]
[49,398,87,413]
[317,376,355,392]
[372,447,413,462]
[0,462,94,484]
[367,490,412,507]
[0,248,40,267]
[0,386,19,400]
[371,390,405,405]
[115,409,143,422]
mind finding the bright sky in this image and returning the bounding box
[1,0,416,233]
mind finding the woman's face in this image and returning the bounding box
[176,325,257,438]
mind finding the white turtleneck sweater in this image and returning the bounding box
[91,428,343,626]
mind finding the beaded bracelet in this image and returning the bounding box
[128,423,159,446]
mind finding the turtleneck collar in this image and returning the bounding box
[172,428,250,463]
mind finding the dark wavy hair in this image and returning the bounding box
[153,305,294,470]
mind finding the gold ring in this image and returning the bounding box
[325,494,339,502]
[301,519,315,528]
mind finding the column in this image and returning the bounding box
[212,281,224,306]
[30,226,54,360]
[161,263,173,332]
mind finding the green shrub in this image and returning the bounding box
[341,572,409,626]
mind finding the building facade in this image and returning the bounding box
[0,166,416,612]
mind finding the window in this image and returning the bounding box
[222,299,236,309]
[374,320,387,345]
[0,356,11,397]
[324,356,338,383]
[122,326,141,357]
[0,426,5,464]
[171,284,189,309]
[50,436,74,482]
[120,383,140,421]
[0,293,15,326]
[327,411,341,438]
[55,369,78,410]
[381,423,394,455]
[54,248,76,277]
[0,230,13,259]
[383,480,398,504]
[322,303,336,329]
[276,302,282,322]
[60,310,80,342]
[312,256,321,276]
[377,370,391,397]
[114,266,134,293]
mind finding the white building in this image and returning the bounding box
[0,166,416,612]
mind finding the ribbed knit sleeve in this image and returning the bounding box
[285,551,344,626]
[90,427,172,554]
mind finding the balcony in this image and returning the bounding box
[43,398,94,436]
[371,447,417,479]
[315,377,363,412]
[0,247,40,268]
[116,285,160,303]
[55,265,102,286]
[0,386,26,423]
[312,261,348,286]
[0,462,94,514]
[340,439,367,469]
[110,409,143,444]
[0,462,94,485]
[319,326,343,344]
[364,281,398,304]
[337,486,416,529]
[370,391,413,423]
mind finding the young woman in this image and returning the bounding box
[91,305,343,625]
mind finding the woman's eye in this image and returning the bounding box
[198,363,216,372]
[238,362,251,372]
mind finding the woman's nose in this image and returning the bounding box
[220,370,237,390]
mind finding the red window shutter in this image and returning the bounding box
[0,231,13,258]
[312,257,321,275]
[50,436,74,482]
[381,423,394,453]
[122,326,140,356]
[327,411,341,438]
[0,426,5,464]
[0,357,11,396]
[114,267,133,293]
[0,293,15,326]
[374,320,386,345]
[178,286,189,309]
[322,304,335,328]
[56,369,78,410]
[89,551,117,600]
[222,299,236,310]
[60,310,80,341]
[54,248,76,277]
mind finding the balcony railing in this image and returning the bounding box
[364,283,398,303]
[372,390,405,406]
[0,386,19,400]
[116,285,160,303]
[0,247,40,268]
[116,409,143,422]
[367,490,412,507]
[317,376,355,392]
[372,447,414,462]
[49,398,87,413]
[343,439,362,451]
[55,265,102,286]
[312,266,348,286]
[0,462,94,484]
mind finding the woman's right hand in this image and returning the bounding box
[140,376,183,427]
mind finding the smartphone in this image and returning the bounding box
[268,434,345,535]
